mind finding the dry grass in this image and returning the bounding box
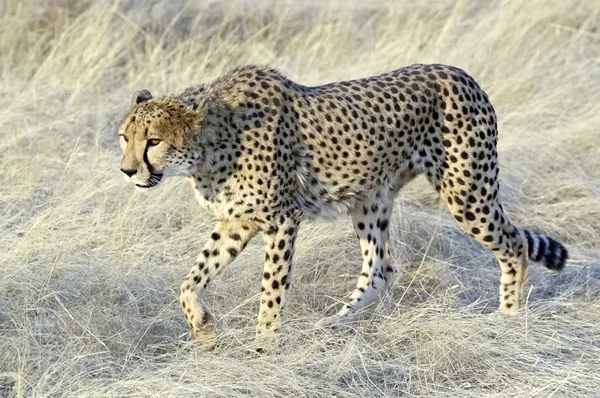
[1,0,600,396]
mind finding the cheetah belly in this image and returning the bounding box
[292,147,407,220]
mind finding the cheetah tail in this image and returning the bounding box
[520,228,568,271]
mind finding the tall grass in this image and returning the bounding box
[1,0,599,396]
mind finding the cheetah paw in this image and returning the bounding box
[316,314,354,330]
[497,303,521,315]
[191,312,216,348]
[252,329,280,355]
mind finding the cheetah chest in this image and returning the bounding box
[188,175,262,221]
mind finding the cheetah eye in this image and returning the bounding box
[148,138,162,146]
[120,134,128,143]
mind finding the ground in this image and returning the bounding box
[1,0,600,396]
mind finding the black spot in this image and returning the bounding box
[379,219,389,232]
[266,225,278,235]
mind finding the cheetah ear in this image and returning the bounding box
[131,89,153,106]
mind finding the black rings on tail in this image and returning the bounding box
[522,229,568,271]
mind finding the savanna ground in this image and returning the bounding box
[1,0,600,396]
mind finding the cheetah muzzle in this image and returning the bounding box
[118,63,568,350]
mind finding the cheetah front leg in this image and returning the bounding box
[317,196,394,328]
[180,220,259,345]
[254,215,300,352]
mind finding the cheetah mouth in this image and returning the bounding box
[135,173,163,189]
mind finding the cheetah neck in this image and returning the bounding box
[188,108,242,203]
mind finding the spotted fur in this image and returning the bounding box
[118,64,568,347]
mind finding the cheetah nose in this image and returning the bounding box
[120,168,137,177]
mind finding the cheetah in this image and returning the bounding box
[118,64,568,347]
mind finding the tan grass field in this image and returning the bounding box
[1,0,600,396]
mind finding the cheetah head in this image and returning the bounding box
[118,90,202,189]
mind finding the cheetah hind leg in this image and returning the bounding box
[317,195,394,329]
[442,186,529,313]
